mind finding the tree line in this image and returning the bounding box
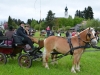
[6,6,100,31]
[75,6,93,19]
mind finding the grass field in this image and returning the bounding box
[0,31,100,75]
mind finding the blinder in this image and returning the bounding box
[87,33,91,38]
[86,32,96,41]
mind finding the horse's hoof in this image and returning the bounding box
[71,70,76,73]
[76,69,80,72]
[45,66,49,69]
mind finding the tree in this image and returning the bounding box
[87,6,94,19]
[8,16,13,27]
[83,6,94,19]
[27,19,32,25]
[17,19,21,25]
[84,19,100,31]
[45,10,55,29]
[75,6,94,19]
[75,10,79,17]
[31,19,37,28]
[74,16,83,26]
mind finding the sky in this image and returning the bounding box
[0,0,100,23]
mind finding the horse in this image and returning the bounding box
[42,27,98,73]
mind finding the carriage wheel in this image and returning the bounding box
[18,54,32,68]
[0,53,7,64]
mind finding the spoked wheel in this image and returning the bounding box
[18,54,32,68]
[0,53,7,64]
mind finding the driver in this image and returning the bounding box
[16,21,35,52]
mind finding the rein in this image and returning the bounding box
[51,43,91,61]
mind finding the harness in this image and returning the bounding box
[67,38,73,55]
[51,29,97,62]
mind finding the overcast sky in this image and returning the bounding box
[0,0,100,22]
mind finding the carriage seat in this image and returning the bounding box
[12,34,24,46]
[0,36,13,48]
[4,38,13,46]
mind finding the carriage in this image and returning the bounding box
[0,35,43,68]
[0,35,22,64]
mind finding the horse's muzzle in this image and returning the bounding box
[91,39,98,46]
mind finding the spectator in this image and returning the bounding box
[57,31,61,36]
[46,26,50,37]
[66,30,72,38]
[72,30,76,36]
[49,30,55,36]
[66,30,69,37]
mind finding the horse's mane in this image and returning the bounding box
[77,27,94,35]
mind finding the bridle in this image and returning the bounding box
[77,30,97,45]
[86,33,96,41]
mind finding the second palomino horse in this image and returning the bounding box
[43,27,97,73]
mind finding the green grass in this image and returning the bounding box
[0,52,100,75]
[0,32,100,75]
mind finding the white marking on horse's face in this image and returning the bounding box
[91,28,95,36]
[90,28,98,45]
[44,39,46,43]
[91,39,97,45]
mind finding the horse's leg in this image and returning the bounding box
[71,54,78,73]
[76,62,80,72]
[43,48,50,69]
[51,54,58,65]
[75,51,83,72]
[71,50,83,73]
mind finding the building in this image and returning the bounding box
[65,6,68,18]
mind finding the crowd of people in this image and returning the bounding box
[65,30,78,38]
[45,26,77,38]
[0,23,99,54]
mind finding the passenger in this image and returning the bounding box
[16,21,35,52]
[24,24,32,49]
[24,24,30,36]
[4,26,14,45]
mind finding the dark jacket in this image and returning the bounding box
[66,31,69,37]
[0,30,3,43]
[0,30,3,36]
[16,26,28,38]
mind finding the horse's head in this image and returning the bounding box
[86,27,98,46]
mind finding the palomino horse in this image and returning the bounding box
[43,27,97,73]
